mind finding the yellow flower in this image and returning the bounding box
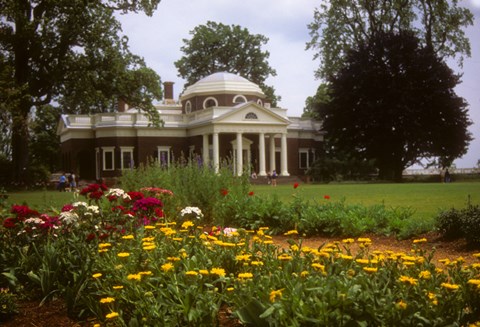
[199,269,209,275]
[98,243,112,248]
[396,300,407,310]
[419,270,432,280]
[301,270,309,277]
[413,238,427,244]
[227,287,234,292]
[284,230,298,236]
[251,261,264,266]
[363,267,378,274]
[339,254,353,260]
[238,272,254,279]
[113,285,124,290]
[311,263,325,272]
[127,274,141,281]
[468,279,480,285]
[161,263,174,272]
[399,275,418,286]
[139,271,152,276]
[357,237,372,243]
[143,245,156,250]
[167,256,181,262]
[278,253,292,261]
[235,254,252,261]
[210,268,226,277]
[142,237,155,242]
[342,238,354,243]
[100,297,115,303]
[98,249,108,253]
[181,220,194,229]
[106,311,119,319]
[92,273,102,279]
[117,252,130,258]
[122,235,134,240]
[441,282,460,291]
[145,225,155,229]
[355,259,370,265]
[186,271,199,276]
[290,244,299,252]
[427,292,438,305]
[269,289,284,302]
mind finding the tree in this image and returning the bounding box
[307,0,474,79]
[175,21,280,106]
[321,31,472,181]
[0,0,162,184]
[302,83,330,119]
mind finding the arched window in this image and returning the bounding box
[257,99,263,106]
[245,112,258,120]
[233,95,247,104]
[203,97,218,109]
[185,101,192,114]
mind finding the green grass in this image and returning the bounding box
[252,182,479,222]
[4,191,78,212]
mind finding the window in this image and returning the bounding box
[203,97,218,109]
[185,101,192,114]
[257,99,263,106]
[121,147,134,169]
[245,112,258,120]
[157,146,171,168]
[102,147,115,171]
[299,149,309,169]
[233,95,247,104]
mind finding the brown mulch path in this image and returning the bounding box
[2,232,478,327]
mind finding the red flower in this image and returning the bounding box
[3,218,17,229]
[220,188,229,196]
[61,204,74,212]
[86,233,96,241]
[324,195,331,200]
[248,191,254,196]
[127,191,144,201]
[293,182,299,189]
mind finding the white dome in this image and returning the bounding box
[181,72,265,99]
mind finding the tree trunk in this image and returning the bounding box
[11,100,31,185]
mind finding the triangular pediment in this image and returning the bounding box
[212,102,290,125]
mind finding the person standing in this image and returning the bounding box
[58,173,66,192]
[69,172,77,191]
[271,170,278,187]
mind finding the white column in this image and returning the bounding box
[258,133,266,176]
[213,132,219,173]
[202,134,209,166]
[236,132,243,176]
[281,133,289,176]
[269,134,276,173]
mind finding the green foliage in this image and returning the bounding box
[0,288,17,322]
[174,21,280,106]
[436,204,480,246]
[322,31,471,181]
[307,0,474,79]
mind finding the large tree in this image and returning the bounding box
[175,21,280,106]
[307,0,474,79]
[0,0,163,184]
[322,31,471,181]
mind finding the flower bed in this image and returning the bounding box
[1,184,480,326]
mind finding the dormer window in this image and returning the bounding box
[245,112,258,120]
[233,95,247,104]
[203,97,218,109]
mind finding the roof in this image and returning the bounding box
[180,72,265,99]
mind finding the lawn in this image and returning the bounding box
[3,182,478,222]
[252,181,479,221]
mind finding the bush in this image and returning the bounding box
[435,204,480,246]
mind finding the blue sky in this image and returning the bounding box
[118,0,479,168]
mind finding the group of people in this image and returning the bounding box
[250,170,278,186]
[57,172,77,192]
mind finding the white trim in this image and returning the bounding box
[185,101,192,113]
[299,148,310,169]
[120,146,134,170]
[157,146,171,167]
[233,94,247,104]
[203,97,218,109]
[102,147,115,171]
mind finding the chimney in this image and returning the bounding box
[163,81,175,104]
[118,98,127,112]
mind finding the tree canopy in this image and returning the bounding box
[0,0,163,184]
[307,0,474,79]
[321,31,472,181]
[175,21,280,106]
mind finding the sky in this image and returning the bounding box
[117,0,480,168]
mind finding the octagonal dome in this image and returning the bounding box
[180,72,265,99]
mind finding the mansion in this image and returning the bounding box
[57,72,324,182]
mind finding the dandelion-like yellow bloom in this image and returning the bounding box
[145,225,155,229]
[186,271,199,276]
[301,270,309,277]
[342,238,355,243]
[284,230,298,236]
[238,272,254,279]
[236,254,252,261]
[399,275,418,286]
[160,227,176,236]
[181,220,194,229]
[468,279,480,285]
[356,259,370,265]
[100,297,115,303]
[262,240,274,245]
[92,273,102,279]
[278,253,293,261]
[122,235,134,240]
[227,287,234,292]
[290,244,299,252]
[117,252,130,258]
[127,274,141,281]
[357,237,372,243]
[98,249,108,253]
[251,261,264,266]
[396,300,407,310]
[143,245,156,251]
[210,267,226,277]
[441,282,460,291]
[312,263,326,272]
[142,237,155,242]
[161,263,174,272]
[419,270,432,280]
[167,256,181,262]
[99,243,112,248]
[199,269,209,275]
[473,253,480,258]
[339,254,353,260]
[139,271,152,276]
[269,289,284,302]
[113,285,124,290]
[106,312,119,319]
[413,238,427,244]
[363,267,378,274]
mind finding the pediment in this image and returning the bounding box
[212,102,290,125]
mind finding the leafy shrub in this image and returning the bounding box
[0,288,17,322]
[435,208,464,240]
[436,205,480,246]
[460,205,480,246]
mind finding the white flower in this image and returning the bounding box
[87,205,99,213]
[180,206,204,219]
[59,211,80,225]
[106,188,131,200]
[223,227,238,237]
[72,201,88,208]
